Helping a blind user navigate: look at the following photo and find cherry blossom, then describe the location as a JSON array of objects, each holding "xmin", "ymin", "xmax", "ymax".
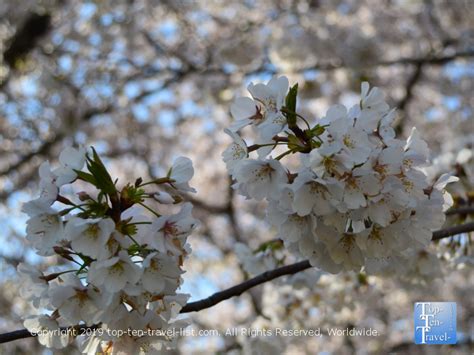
[
  {"xmin": 233, "ymin": 159, "xmax": 287, "ymax": 200},
  {"xmin": 18, "ymin": 146, "xmax": 197, "ymax": 352},
  {"xmin": 88, "ymin": 250, "xmax": 143, "ymax": 292},
  {"xmin": 65, "ymin": 217, "xmax": 115, "ymax": 259},
  {"xmin": 146, "ymin": 202, "xmax": 197, "ymax": 256},
  {"xmin": 169, "ymin": 156, "xmax": 196, "ymax": 193},
  {"xmin": 53, "ymin": 146, "xmax": 87, "ymax": 186},
  {"xmin": 225, "ymin": 77, "xmax": 458, "ymax": 274},
  {"xmin": 25, "ymin": 207, "xmax": 65, "ymax": 256},
  {"xmin": 222, "ymin": 128, "xmax": 248, "ymax": 173},
  {"xmin": 23, "ymin": 315, "xmax": 72, "ymax": 349},
  {"xmin": 229, "ymin": 76, "xmax": 289, "ymax": 141}
]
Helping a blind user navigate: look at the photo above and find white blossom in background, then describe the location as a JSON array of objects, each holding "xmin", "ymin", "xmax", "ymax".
[
  {"xmin": 18, "ymin": 146, "xmax": 198, "ymax": 353},
  {"xmin": 224, "ymin": 77, "xmax": 458, "ymax": 274},
  {"xmin": 235, "ymin": 242, "xmax": 280, "ymax": 276}
]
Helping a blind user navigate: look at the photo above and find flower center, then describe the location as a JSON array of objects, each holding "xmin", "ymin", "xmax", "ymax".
[
  {"xmin": 343, "ymin": 134, "xmax": 355, "ymax": 149},
  {"xmin": 161, "ymin": 221, "xmax": 179, "ymax": 237},
  {"xmin": 255, "ymin": 164, "xmax": 275, "ymax": 181},
  {"xmin": 110, "ymin": 262, "xmax": 125, "ymax": 275},
  {"xmin": 86, "ymin": 224, "xmax": 100, "ymax": 239},
  {"xmin": 340, "ymin": 233, "xmax": 357, "ymax": 253},
  {"xmin": 368, "ymin": 226, "xmax": 383, "ymax": 243}
]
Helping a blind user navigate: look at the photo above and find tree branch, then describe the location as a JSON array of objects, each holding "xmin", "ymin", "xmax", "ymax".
[
  {"xmin": 0, "ymin": 106, "xmax": 112, "ymax": 179},
  {"xmin": 1, "ymin": 221, "xmax": 473, "ymax": 344},
  {"xmin": 266, "ymin": 49, "xmax": 474, "ymax": 73},
  {"xmin": 393, "ymin": 62, "xmax": 424, "ymax": 133},
  {"xmin": 182, "ymin": 222, "xmax": 474, "ymax": 314},
  {"xmin": 445, "ymin": 206, "xmax": 474, "ymax": 216},
  {"xmin": 180, "ymin": 260, "xmax": 312, "ymax": 313},
  {"xmin": 431, "ymin": 221, "xmax": 474, "ymax": 241}
]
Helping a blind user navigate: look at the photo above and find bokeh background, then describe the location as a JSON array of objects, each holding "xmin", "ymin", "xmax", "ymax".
[{"xmin": 0, "ymin": 0, "xmax": 473, "ymax": 354}]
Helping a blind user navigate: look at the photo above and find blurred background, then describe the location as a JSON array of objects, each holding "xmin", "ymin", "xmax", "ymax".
[{"xmin": 0, "ymin": 0, "xmax": 473, "ymax": 353}]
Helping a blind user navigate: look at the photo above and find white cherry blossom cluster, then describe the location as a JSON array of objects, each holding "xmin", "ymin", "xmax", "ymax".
[
  {"xmin": 19, "ymin": 147, "xmax": 197, "ymax": 354},
  {"xmin": 224, "ymin": 76, "xmax": 458, "ymax": 274}
]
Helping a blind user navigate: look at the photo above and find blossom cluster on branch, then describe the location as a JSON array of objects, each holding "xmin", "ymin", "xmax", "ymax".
[
  {"xmin": 18, "ymin": 147, "xmax": 197, "ymax": 353},
  {"xmin": 224, "ymin": 76, "xmax": 459, "ymax": 274},
  {"xmin": 12, "ymin": 76, "xmax": 468, "ymax": 353}
]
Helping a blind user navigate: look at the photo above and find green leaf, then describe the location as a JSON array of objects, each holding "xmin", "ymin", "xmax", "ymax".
[
  {"xmin": 310, "ymin": 124, "xmax": 325, "ymax": 137},
  {"xmin": 74, "ymin": 170, "xmax": 97, "ymax": 186},
  {"xmin": 284, "ymin": 83, "xmax": 298, "ymax": 127},
  {"xmin": 310, "ymin": 140, "xmax": 322, "ymax": 149},
  {"xmin": 75, "ymin": 253, "xmax": 94, "ymax": 274},
  {"xmin": 128, "ymin": 244, "xmax": 141, "ymax": 254},
  {"xmin": 254, "ymin": 239, "xmax": 283, "ymax": 254},
  {"xmin": 287, "ymin": 134, "xmax": 305, "ymax": 151},
  {"xmin": 86, "ymin": 147, "xmax": 117, "ymax": 195}
]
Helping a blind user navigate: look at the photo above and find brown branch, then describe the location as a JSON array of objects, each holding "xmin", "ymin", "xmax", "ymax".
[
  {"xmin": 377, "ymin": 50, "xmax": 474, "ymax": 66},
  {"xmin": 0, "ymin": 324, "xmax": 98, "ymax": 344},
  {"xmin": 180, "ymin": 259, "xmax": 312, "ymax": 313},
  {"xmin": 1, "ymin": 221, "xmax": 473, "ymax": 344},
  {"xmin": 445, "ymin": 206, "xmax": 474, "ymax": 216},
  {"xmin": 182, "ymin": 222, "xmax": 474, "ymax": 314},
  {"xmin": 431, "ymin": 221, "xmax": 474, "ymax": 241},
  {"xmin": 184, "ymin": 195, "xmax": 229, "ymax": 214},
  {"xmin": 397, "ymin": 63, "xmax": 423, "ymax": 112},
  {"xmin": 248, "ymin": 50, "xmax": 474, "ymax": 74},
  {"xmin": 393, "ymin": 63, "xmax": 424, "ymax": 133},
  {"xmin": 3, "ymin": 12, "xmax": 51, "ymax": 69}
]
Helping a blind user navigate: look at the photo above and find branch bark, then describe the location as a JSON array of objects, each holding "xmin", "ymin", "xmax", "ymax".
[
  {"xmin": 431, "ymin": 221, "xmax": 474, "ymax": 241},
  {"xmin": 445, "ymin": 206, "xmax": 474, "ymax": 216},
  {"xmin": 0, "ymin": 221, "xmax": 473, "ymax": 344}
]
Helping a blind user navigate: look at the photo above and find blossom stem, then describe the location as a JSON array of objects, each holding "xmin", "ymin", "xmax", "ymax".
[
  {"xmin": 139, "ymin": 177, "xmax": 175, "ymax": 187},
  {"xmin": 137, "ymin": 202, "xmax": 161, "ymax": 217},
  {"xmin": 247, "ymin": 142, "xmax": 286, "ymax": 153},
  {"xmin": 125, "ymin": 233, "xmax": 141, "ymax": 246},
  {"xmin": 56, "ymin": 195, "xmax": 87, "ymax": 212},
  {"xmin": 275, "ymin": 150, "xmax": 294, "ymax": 161},
  {"xmin": 69, "ymin": 258, "xmax": 83, "ymax": 267},
  {"xmin": 40, "ymin": 269, "xmax": 78, "ymax": 282},
  {"xmin": 280, "ymin": 107, "xmax": 311, "ymax": 129}
]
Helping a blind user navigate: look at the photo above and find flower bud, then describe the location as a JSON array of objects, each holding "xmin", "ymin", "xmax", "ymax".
[
  {"xmin": 153, "ymin": 191, "xmax": 175, "ymax": 204},
  {"xmin": 77, "ymin": 191, "xmax": 90, "ymax": 201}
]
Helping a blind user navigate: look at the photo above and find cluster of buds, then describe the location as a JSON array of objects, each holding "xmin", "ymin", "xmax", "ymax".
[
  {"xmin": 19, "ymin": 147, "xmax": 197, "ymax": 353},
  {"xmin": 224, "ymin": 77, "xmax": 457, "ymax": 274}
]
